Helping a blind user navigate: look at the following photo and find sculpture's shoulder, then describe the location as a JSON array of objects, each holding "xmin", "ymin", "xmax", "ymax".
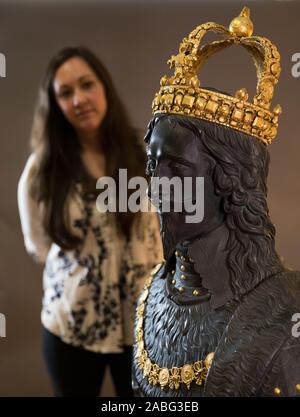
[
  {"xmin": 279, "ymin": 268, "xmax": 300, "ymax": 298},
  {"xmin": 258, "ymin": 331, "xmax": 300, "ymax": 396},
  {"xmin": 245, "ymin": 269, "xmax": 300, "ymax": 326},
  {"xmin": 272, "ymin": 269, "xmax": 300, "ymax": 324},
  {"xmin": 278, "ymin": 267, "xmax": 300, "ymax": 289},
  {"xmin": 256, "ymin": 270, "xmax": 300, "ymax": 396},
  {"xmin": 133, "ymin": 267, "xmax": 300, "ymax": 397},
  {"xmin": 205, "ymin": 269, "xmax": 300, "ymax": 397},
  {"xmin": 232, "ymin": 269, "xmax": 300, "ymax": 332}
]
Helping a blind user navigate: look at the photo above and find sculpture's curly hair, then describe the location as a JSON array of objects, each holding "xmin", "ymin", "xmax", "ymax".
[{"xmin": 145, "ymin": 113, "xmax": 284, "ymax": 299}]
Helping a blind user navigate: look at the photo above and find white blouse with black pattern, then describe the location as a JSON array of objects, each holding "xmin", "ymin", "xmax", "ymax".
[{"xmin": 17, "ymin": 154, "xmax": 163, "ymax": 353}]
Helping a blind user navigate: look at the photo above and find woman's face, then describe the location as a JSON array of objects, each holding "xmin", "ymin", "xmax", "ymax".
[{"xmin": 53, "ymin": 57, "xmax": 107, "ymax": 135}]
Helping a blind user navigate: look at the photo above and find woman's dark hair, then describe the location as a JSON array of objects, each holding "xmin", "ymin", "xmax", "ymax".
[
  {"xmin": 30, "ymin": 46, "xmax": 145, "ymax": 248},
  {"xmin": 146, "ymin": 113, "xmax": 283, "ymax": 299}
]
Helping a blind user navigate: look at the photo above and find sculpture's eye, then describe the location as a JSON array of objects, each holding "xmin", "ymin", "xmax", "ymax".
[
  {"xmin": 146, "ymin": 158, "xmax": 157, "ymax": 176},
  {"xmin": 168, "ymin": 161, "xmax": 190, "ymax": 177}
]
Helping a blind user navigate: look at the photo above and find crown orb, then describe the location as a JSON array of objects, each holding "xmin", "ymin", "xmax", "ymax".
[{"xmin": 229, "ymin": 15, "xmax": 253, "ymax": 38}]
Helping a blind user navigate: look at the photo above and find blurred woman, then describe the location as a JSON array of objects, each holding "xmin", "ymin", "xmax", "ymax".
[{"xmin": 17, "ymin": 46, "xmax": 162, "ymax": 397}]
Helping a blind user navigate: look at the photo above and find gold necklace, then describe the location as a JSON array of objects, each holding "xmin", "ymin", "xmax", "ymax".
[{"xmin": 135, "ymin": 262, "xmax": 215, "ymax": 391}]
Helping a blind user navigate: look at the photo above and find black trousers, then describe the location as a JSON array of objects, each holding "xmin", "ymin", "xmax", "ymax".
[{"xmin": 42, "ymin": 327, "xmax": 134, "ymax": 397}]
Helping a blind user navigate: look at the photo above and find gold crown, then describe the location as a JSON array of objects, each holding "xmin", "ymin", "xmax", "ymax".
[{"xmin": 152, "ymin": 7, "xmax": 282, "ymax": 145}]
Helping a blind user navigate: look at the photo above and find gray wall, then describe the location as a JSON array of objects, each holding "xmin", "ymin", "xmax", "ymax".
[{"xmin": 0, "ymin": 0, "xmax": 300, "ymax": 396}]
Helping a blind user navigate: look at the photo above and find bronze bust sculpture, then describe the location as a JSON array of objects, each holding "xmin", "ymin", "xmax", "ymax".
[{"xmin": 132, "ymin": 8, "xmax": 300, "ymax": 397}]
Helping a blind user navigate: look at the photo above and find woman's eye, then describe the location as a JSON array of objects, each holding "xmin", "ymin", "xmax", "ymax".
[
  {"xmin": 82, "ymin": 81, "xmax": 94, "ymax": 90},
  {"xmin": 59, "ymin": 90, "xmax": 72, "ymax": 98}
]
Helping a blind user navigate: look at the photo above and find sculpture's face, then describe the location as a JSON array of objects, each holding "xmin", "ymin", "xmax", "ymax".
[{"xmin": 146, "ymin": 117, "xmax": 224, "ymax": 259}]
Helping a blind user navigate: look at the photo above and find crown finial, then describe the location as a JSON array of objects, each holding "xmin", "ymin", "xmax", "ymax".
[
  {"xmin": 229, "ymin": 7, "xmax": 253, "ymax": 37},
  {"xmin": 241, "ymin": 6, "xmax": 250, "ymax": 18}
]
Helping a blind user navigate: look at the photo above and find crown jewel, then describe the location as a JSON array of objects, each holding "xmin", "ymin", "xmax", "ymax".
[{"xmin": 152, "ymin": 7, "xmax": 282, "ymax": 144}]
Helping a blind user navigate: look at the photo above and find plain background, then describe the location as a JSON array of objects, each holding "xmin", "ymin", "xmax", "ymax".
[{"xmin": 0, "ymin": 0, "xmax": 300, "ymax": 396}]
